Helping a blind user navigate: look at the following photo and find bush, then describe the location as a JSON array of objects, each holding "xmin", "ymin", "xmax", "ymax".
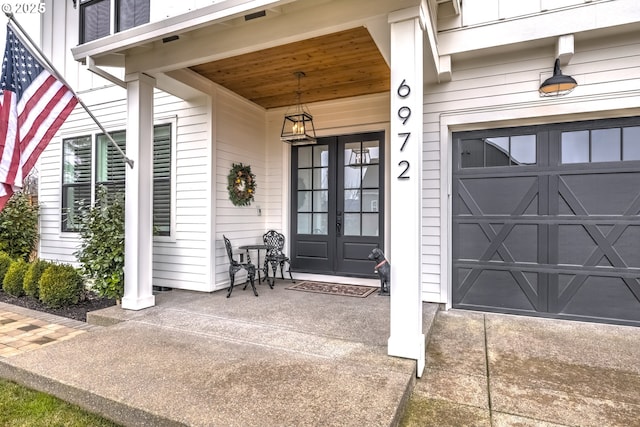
[
  {"xmin": 38, "ymin": 264, "xmax": 84, "ymax": 308},
  {"xmin": 75, "ymin": 186, "xmax": 125, "ymax": 301},
  {"xmin": 23, "ymin": 259, "xmax": 52, "ymax": 298},
  {"xmin": 0, "ymin": 252, "xmax": 13, "ymax": 284},
  {"xmin": 0, "ymin": 192, "xmax": 39, "ymax": 261},
  {"xmin": 2, "ymin": 259, "xmax": 29, "ymax": 297}
]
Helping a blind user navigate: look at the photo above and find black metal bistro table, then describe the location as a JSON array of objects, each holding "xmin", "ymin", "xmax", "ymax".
[{"xmin": 238, "ymin": 244, "xmax": 270, "ymax": 285}]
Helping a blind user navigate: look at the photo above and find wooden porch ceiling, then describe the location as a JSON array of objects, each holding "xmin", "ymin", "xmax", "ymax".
[{"xmin": 188, "ymin": 27, "xmax": 390, "ymax": 109}]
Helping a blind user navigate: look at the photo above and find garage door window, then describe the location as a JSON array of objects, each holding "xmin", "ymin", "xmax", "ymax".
[
  {"xmin": 461, "ymin": 134, "xmax": 536, "ymax": 168},
  {"xmin": 623, "ymin": 126, "xmax": 640, "ymax": 160},
  {"xmin": 562, "ymin": 125, "xmax": 640, "ymax": 163}
]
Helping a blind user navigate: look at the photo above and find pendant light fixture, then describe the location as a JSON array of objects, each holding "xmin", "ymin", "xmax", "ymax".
[{"xmin": 280, "ymin": 71, "xmax": 317, "ymax": 145}]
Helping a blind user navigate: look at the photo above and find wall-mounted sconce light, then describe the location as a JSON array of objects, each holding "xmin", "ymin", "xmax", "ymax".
[
  {"xmin": 280, "ymin": 71, "xmax": 317, "ymax": 146},
  {"xmin": 539, "ymin": 58, "xmax": 577, "ymax": 96}
]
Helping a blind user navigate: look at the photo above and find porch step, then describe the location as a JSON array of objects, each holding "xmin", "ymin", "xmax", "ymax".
[
  {"xmin": 151, "ymin": 307, "xmax": 370, "ymax": 359},
  {"xmin": 90, "ymin": 305, "xmax": 382, "ymax": 361}
]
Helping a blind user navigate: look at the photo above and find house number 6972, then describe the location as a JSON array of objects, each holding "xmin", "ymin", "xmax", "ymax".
[{"xmin": 397, "ymin": 79, "xmax": 411, "ymax": 180}]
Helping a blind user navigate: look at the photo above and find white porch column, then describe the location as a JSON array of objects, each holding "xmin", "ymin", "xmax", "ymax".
[
  {"xmin": 387, "ymin": 6, "xmax": 426, "ymax": 377},
  {"xmin": 122, "ymin": 72, "xmax": 156, "ymax": 310}
]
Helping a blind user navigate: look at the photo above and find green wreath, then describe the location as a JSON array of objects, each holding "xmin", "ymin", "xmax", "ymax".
[{"xmin": 227, "ymin": 163, "xmax": 256, "ymax": 206}]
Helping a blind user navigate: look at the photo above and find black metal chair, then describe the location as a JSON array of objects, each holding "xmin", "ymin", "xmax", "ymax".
[
  {"xmin": 262, "ymin": 230, "xmax": 294, "ymax": 286},
  {"xmin": 223, "ymin": 235, "xmax": 258, "ymax": 297}
]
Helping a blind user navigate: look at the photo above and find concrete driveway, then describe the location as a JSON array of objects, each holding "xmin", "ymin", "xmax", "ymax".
[{"xmin": 402, "ymin": 310, "xmax": 640, "ymax": 426}]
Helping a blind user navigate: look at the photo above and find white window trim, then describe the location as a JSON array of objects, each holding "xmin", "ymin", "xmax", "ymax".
[{"xmin": 153, "ymin": 115, "xmax": 177, "ymax": 243}]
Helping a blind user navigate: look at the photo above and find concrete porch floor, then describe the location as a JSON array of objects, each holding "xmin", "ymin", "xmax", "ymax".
[{"xmin": 0, "ymin": 281, "xmax": 435, "ymax": 427}]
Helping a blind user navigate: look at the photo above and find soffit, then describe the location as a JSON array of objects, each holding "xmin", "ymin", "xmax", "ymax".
[{"xmin": 188, "ymin": 27, "xmax": 390, "ymax": 109}]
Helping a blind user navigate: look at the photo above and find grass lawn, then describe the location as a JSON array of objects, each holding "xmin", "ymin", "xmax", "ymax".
[{"xmin": 0, "ymin": 378, "xmax": 121, "ymax": 427}]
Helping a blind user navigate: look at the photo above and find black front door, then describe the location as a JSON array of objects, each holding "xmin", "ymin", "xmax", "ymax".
[{"xmin": 290, "ymin": 131, "xmax": 384, "ymax": 277}]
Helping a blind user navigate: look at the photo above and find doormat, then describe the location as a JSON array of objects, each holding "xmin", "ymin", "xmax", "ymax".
[{"xmin": 286, "ymin": 281, "xmax": 377, "ymax": 298}]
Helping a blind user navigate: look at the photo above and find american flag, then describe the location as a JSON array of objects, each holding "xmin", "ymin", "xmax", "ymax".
[{"xmin": 0, "ymin": 23, "xmax": 77, "ymax": 210}]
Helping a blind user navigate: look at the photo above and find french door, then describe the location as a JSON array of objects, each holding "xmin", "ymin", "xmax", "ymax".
[{"xmin": 290, "ymin": 132, "xmax": 385, "ymax": 277}]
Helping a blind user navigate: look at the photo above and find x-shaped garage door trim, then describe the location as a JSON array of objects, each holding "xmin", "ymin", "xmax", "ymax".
[
  {"xmin": 555, "ymin": 177, "xmax": 640, "ymax": 310},
  {"xmin": 457, "ymin": 179, "xmax": 540, "ymax": 310}
]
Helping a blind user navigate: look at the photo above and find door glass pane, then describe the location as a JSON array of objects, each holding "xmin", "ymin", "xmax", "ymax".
[
  {"xmin": 461, "ymin": 139, "xmax": 483, "ymax": 168},
  {"xmin": 362, "ymin": 213, "xmax": 379, "ymax": 237},
  {"xmin": 562, "ymin": 131, "xmax": 589, "ymax": 163},
  {"xmin": 510, "ymin": 135, "xmax": 536, "ymax": 165},
  {"xmin": 344, "ymin": 167, "xmax": 362, "ymax": 189},
  {"xmin": 485, "ymin": 137, "xmax": 510, "ymax": 167},
  {"xmin": 298, "ymin": 146, "xmax": 312, "ymax": 168},
  {"xmin": 344, "ymin": 213, "xmax": 360, "ymax": 236},
  {"xmin": 362, "ymin": 165, "xmax": 379, "ymax": 187},
  {"xmin": 297, "ymin": 213, "xmax": 311, "ymax": 234},
  {"xmin": 592, "ymin": 128, "xmax": 620, "ymax": 162},
  {"xmin": 297, "ymin": 191, "xmax": 311, "ymax": 211},
  {"xmin": 363, "ymin": 140, "xmax": 380, "ymax": 164},
  {"xmin": 313, "ymin": 168, "xmax": 328, "ymax": 189},
  {"xmin": 362, "ymin": 190, "xmax": 379, "ymax": 212},
  {"xmin": 313, "ymin": 145, "xmax": 329, "ymax": 167},
  {"xmin": 345, "ymin": 142, "xmax": 364, "ymax": 166},
  {"xmin": 313, "ymin": 213, "xmax": 328, "ymax": 235},
  {"xmin": 344, "ymin": 190, "xmax": 360, "ymax": 212},
  {"xmin": 623, "ymin": 127, "xmax": 640, "ymax": 160},
  {"xmin": 313, "ymin": 191, "xmax": 328, "ymax": 212},
  {"xmin": 298, "ymin": 169, "xmax": 311, "ymax": 190}
]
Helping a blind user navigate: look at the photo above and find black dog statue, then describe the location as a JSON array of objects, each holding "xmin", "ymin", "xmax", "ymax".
[{"xmin": 368, "ymin": 248, "xmax": 390, "ymax": 296}]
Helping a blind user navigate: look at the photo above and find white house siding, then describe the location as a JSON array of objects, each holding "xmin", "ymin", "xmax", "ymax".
[
  {"xmin": 213, "ymin": 89, "xmax": 268, "ymax": 288},
  {"xmin": 423, "ymin": 30, "xmax": 640, "ymax": 306},
  {"xmin": 152, "ymin": 92, "xmax": 211, "ymax": 291},
  {"xmin": 460, "ymin": 0, "xmax": 589, "ymax": 27}
]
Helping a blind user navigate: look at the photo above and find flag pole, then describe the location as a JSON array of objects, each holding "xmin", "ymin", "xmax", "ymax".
[{"xmin": 4, "ymin": 12, "xmax": 134, "ymax": 169}]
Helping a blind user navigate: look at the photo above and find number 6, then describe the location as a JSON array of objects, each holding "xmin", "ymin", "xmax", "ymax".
[{"xmin": 397, "ymin": 80, "xmax": 410, "ymax": 98}]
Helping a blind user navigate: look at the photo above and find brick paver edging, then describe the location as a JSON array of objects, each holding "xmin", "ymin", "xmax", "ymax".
[{"xmin": 0, "ymin": 302, "xmax": 103, "ymax": 358}]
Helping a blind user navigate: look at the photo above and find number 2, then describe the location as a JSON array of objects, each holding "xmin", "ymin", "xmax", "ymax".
[{"xmin": 397, "ymin": 161, "xmax": 410, "ymax": 180}]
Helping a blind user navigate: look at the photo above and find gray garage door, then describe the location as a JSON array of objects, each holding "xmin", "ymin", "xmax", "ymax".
[{"xmin": 452, "ymin": 118, "xmax": 640, "ymax": 326}]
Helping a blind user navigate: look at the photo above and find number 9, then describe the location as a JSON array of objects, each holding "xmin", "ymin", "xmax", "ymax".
[{"xmin": 398, "ymin": 106, "xmax": 411, "ymax": 125}]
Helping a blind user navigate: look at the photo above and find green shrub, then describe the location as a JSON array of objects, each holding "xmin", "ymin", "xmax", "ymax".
[
  {"xmin": 0, "ymin": 192, "xmax": 39, "ymax": 261},
  {"xmin": 38, "ymin": 264, "xmax": 84, "ymax": 308},
  {"xmin": 2, "ymin": 259, "xmax": 29, "ymax": 297},
  {"xmin": 0, "ymin": 252, "xmax": 13, "ymax": 284},
  {"xmin": 23, "ymin": 259, "xmax": 52, "ymax": 298},
  {"xmin": 75, "ymin": 186, "xmax": 125, "ymax": 301}
]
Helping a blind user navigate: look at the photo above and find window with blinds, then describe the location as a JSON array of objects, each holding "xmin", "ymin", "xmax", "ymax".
[
  {"xmin": 117, "ymin": 0, "xmax": 150, "ymax": 32},
  {"xmin": 61, "ymin": 124, "xmax": 172, "ymax": 236},
  {"xmin": 80, "ymin": 0, "xmax": 150, "ymax": 44},
  {"xmin": 79, "ymin": 0, "xmax": 111, "ymax": 44},
  {"xmin": 62, "ymin": 136, "xmax": 92, "ymax": 232},
  {"xmin": 153, "ymin": 124, "xmax": 172, "ymax": 236},
  {"xmin": 96, "ymin": 130, "xmax": 126, "ymax": 195}
]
